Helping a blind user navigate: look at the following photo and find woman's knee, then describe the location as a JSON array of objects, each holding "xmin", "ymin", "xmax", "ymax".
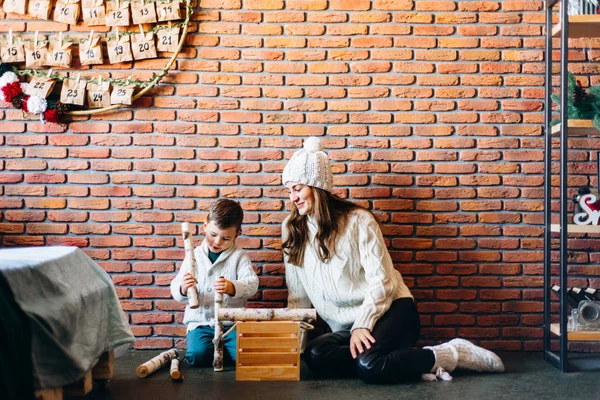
[
  {"xmin": 305, "ymin": 332, "xmax": 350, "ymax": 364},
  {"xmin": 355, "ymin": 350, "xmax": 393, "ymax": 385},
  {"xmin": 185, "ymin": 345, "xmax": 214, "ymax": 367}
]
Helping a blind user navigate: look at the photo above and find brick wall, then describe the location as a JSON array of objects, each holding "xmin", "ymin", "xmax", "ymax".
[{"xmin": 0, "ymin": 0, "xmax": 554, "ymax": 351}]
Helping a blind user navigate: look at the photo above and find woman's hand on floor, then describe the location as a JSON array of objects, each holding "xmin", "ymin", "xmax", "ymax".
[{"xmin": 350, "ymin": 328, "xmax": 376, "ymax": 359}]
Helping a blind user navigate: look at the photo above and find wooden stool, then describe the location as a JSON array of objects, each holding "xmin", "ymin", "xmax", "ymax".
[{"xmin": 236, "ymin": 321, "xmax": 301, "ymax": 381}]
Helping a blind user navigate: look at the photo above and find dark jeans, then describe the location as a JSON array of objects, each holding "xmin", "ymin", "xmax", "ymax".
[{"xmin": 304, "ymin": 297, "xmax": 435, "ymax": 384}]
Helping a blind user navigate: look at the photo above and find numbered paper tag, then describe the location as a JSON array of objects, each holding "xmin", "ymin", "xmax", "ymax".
[
  {"xmin": 131, "ymin": 32, "xmax": 157, "ymax": 60},
  {"xmin": 26, "ymin": 76, "xmax": 56, "ymax": 98},
  {"xmin": 110, "ymin": 84, "xmax": 135, "ymax": 105},
  {"xmin": 107, "ymin": 34, "xmax": 133, "ymax": 64},
  {"xmin": 79, "ymin": 36, "xmax": 103, "ymax": 65},
  {"xmin": 82, "ymin": 0, "xmax": 106, "ymax": 26},
  {"xmin": 3, "ymin": 0, "xmax": 27, "ymax": 15},
  {"xmin": 131, "ymin": 0, "xmax": 157, "ymax": 24},
  {"xmin": 106, "ymin": 0, "xmax": 130, "ymax": 26},
  {"xmin": 24, "ymin": 36, "xmax": 48, "ymax": 68},
  {"xmin": 156, "ymin": 0, "xmax": 181, "ymax": 21},
  {"xmin": 87, "ymin": 80, "xmax": 111, "ymax": 108},
  {"xmin": 60, "ymin": 77, "xmax": 87, "ymax": 106},
  {"xmin": 28, "ymin": 0, "xmax": 52, "ymax": 20},
  {"xmin": 46, "ymin": 36, "xmax": 72, "ymax": 67},
  {"xmin": 157, "ymin": 26, "xmax": 179, "ymax": 52},
  {"xmin": 53, "ymin": 0, "xmax": 81, "ymax": 25},
  {"xmin": 1, "ymin": 36, "xmax": 25, "ymax": 63}
]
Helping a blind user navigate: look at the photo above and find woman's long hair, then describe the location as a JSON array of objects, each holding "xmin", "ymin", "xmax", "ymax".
[{"xmin": 282, "ymin": 188, "xmax": 363, "ymax": 266}]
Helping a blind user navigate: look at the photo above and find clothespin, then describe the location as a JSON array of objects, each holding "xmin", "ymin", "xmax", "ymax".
[
  {"xmin": 59, "ymin": 32, "xmax": 62, "ymax": 48},
  {"xmin": 98, "ymin": 75, "xmax": 103, "ymax": 87},
  {"xmin": 88, "ymin": 30, "xmax": 94, "ymax": 51},
  {"xmin": 9, "ymin": 28, "xmax": 13, "ymax": 46},
  {"xmin": 34, "ymin": 30, "xmax": 39, "ymax": 48},
  {"xmin": 47, "ymin": 68, "xmax": 53, "ymax": 79},
  {"xmin": 168, "ymin": 20, "xmax": 172, "ymax": 30},
  {"xmin": 76, "ymin": 73, "xmax": 81, "ymax": 86},
  {"xmin": 138, "ymin": 24, "xmax": 145, "ymax": 37},
  {"xmin": 116, "ymin": 26, "xmax": 119, "ymax": 42}
]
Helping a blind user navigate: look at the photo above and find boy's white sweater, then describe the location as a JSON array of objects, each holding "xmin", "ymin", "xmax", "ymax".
[
  {"xmin": 284, "ymin": 208, "xmax": 413, "ymax": 333},
  {"xmin": 170, "ymin": 239, "xmax": 258, "ymax": 332}
]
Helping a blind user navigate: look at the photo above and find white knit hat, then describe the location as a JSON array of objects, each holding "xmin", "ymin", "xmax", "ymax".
[{"xmin": 282, "ymin": 137, "xmax": 333, "ymax": 192}]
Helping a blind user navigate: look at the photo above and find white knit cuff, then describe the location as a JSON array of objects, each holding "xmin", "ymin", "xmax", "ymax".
[
  {"xmin": 351, "ymin": 312, "xmax": 377, "ymax": 333},
  {"xmin": 230, "ymin": 280, "xmax": 245, "ymax": 300}
]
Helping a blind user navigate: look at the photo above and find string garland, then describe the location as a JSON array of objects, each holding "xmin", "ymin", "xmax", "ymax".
[
  {"xmin": 2, "ymin": 0, "xmax": 193, "ymax": 119},
  {"xmin": 1, "ymin": 20, "xmax": 189, "ymax": 46}
]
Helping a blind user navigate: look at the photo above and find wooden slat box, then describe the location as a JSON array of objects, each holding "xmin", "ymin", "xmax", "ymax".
[{"xmin": 236, "ymin": 321, "xmax": 301, "ymax": 381}]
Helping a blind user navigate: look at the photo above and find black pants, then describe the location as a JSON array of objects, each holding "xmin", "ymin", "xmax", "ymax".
[{"xmin": 304, "ymin": 298, "xmax": 435, "ymax": 384}]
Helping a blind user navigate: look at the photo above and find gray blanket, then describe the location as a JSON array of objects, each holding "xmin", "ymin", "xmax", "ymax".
[{"xmin": 0, "ymin": 246, "xmax": 134, "ymax": 389}]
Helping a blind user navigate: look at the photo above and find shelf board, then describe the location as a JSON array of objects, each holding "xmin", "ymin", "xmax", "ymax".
[
  {"xmin": 551, "ymin": 224, "xmax": 600, "ymax": 233},
  {"xmin": 550, "ymin": 323, "xmax": 600, "ymax": 341},
  {"xmin": 551, "ymin": 119, "xmax": 600, "ymax": 137},
  {"xmin": 553, "ymin": 15, "xmax": 600, "ymax": 38}
]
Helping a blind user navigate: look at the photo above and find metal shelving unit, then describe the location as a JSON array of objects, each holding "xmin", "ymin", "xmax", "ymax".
[{"xmin": 544, "ymin": 0, "xmax": 600, "ymax": 372}]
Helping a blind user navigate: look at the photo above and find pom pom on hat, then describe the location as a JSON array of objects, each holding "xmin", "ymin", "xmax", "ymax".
[
  {"xmin": 282, "ymin": 136, "xmax": 333, "ymax": 192},
  {"xmin": 303, "ymin": 136, "xmax": 323, "ymax": 152}
]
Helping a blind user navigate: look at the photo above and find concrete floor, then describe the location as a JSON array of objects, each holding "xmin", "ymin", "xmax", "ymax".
[{"xmin": 72, "ymin": 351, "xmax": 600, "ymax": 400}]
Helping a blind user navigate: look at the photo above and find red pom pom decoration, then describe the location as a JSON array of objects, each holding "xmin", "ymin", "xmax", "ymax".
[
  {"xmin": 21, "ymin": 95, "xmax": 31, "ymax": 112},
  {"xmin": 43, "ymin": 108, "xmax": 60, "ymax": 124},
  {"xmin": 1, "ymin": 81, "xmax": 22, "ymax": 103}
]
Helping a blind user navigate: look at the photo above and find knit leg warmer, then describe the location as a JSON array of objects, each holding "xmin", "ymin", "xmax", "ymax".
[
  {"xmin": 448, "ymin": 339, "xmax": 505, "ymax": 373},
  {"xmin": 424, "ymin": 343, "xmax": 458, "ymax": 373}
]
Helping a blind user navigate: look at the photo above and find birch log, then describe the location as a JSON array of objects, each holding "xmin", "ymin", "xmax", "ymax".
[
  {"xmin": 181, "ymin": 222, "xmax": 199, "ymax": 309},
  {"xmin": 212, "ymin": 291, "xmax": 224, "ymax": 372},
  {"xmin": 170, "ymin": 358, "xmax": 182, "ymax": 381},
  {"xmin": 136, "ymin": 349, "xmax": 178, "ymax": 378},
  {"xmin": 218, "ymin": 308, "xmax": 317, "ymax": 323}
]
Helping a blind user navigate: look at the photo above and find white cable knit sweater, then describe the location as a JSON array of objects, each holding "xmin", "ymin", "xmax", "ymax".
[
  {"xmin": 170, "ymin": 239, "xmax": 258, "ymax": 332},
  {"xmin": 284, "ymin": 208, "xmax": 412, "ymax": 333}
]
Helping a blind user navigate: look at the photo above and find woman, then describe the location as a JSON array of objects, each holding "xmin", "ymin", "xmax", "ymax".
[{"xmin": 281, "ymin": 137, "xmax": 504, "ymax": 384}]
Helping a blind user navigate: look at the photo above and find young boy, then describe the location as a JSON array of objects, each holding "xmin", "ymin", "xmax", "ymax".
[{"xmin": 170, "ymin": 199, "xmax": 259, "ymax": 367}]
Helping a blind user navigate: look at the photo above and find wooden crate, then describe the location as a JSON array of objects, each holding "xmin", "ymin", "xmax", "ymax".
[{"xmin": 236, "ymin": 321, "xmax": 301, "ymax": 381}]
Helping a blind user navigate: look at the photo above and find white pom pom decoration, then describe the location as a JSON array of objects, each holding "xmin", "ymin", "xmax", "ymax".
[
  {"xmin": 0, "ymin": 71, "xmax": 19, "ymax": 88},
  {"xmin": 26, "ymin": 96, "xmax": 48, "ymax": 115},
  {"xmin": 20, "ymin": 82, "xmax": 28, "ymax": 93},
  {"xmin": 303, "ymin": 136, "xmax": 323, "ymax": 153}
]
